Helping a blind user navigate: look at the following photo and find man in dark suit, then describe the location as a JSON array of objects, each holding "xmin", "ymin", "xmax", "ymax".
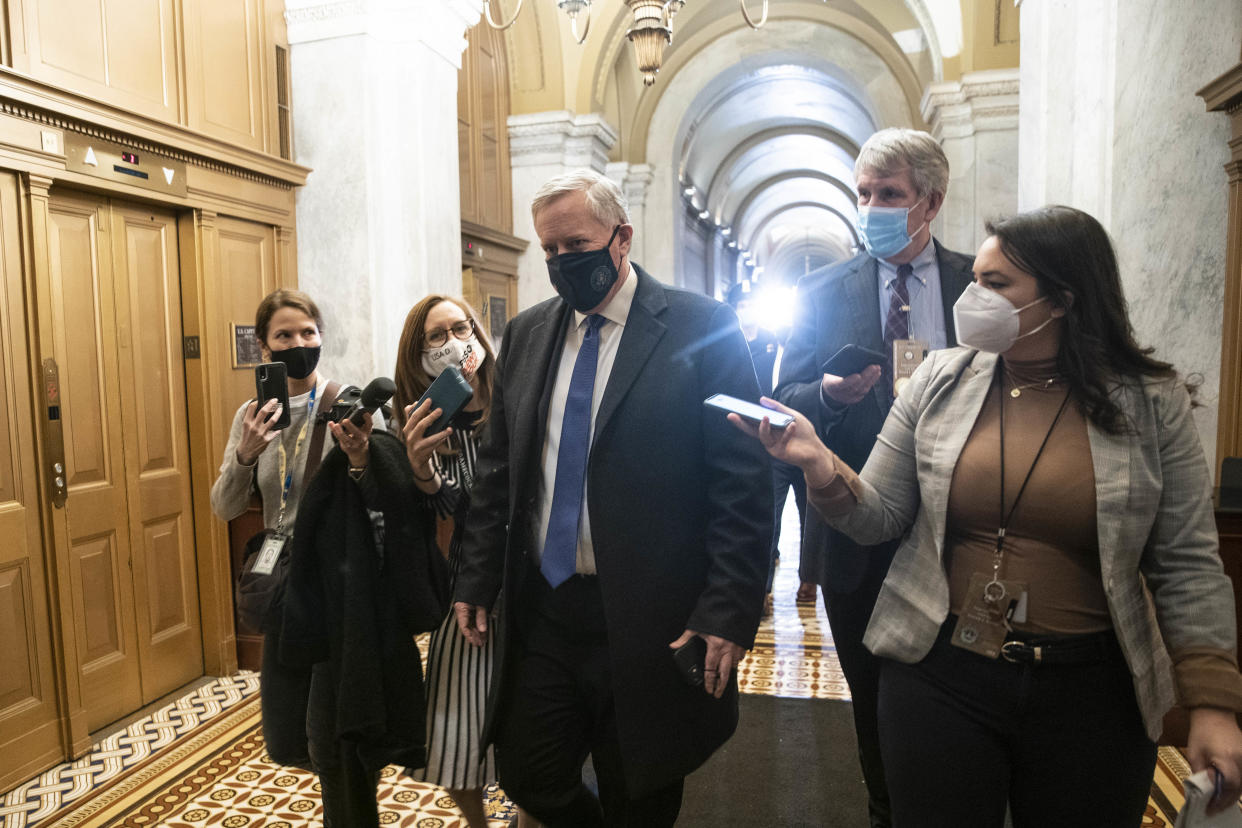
[
  {"xmin": 774, "ymin": 128, "xmax": 974, "ymax": 828},
  {"xmin": 454, "ymin": 169, "xmax": 773, "ymax": 827}
]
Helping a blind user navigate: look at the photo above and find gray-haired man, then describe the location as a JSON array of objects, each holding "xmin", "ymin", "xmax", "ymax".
[
  {"xmin": 454, "ymin": 169, "xmax": 773, "ymax": 826},
  {"xmin": 775, "ymin": 128, "xmax": 975, "ymax": 828}
]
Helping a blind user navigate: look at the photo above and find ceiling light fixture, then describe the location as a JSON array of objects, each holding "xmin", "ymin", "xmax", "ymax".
[{"xmin": 481, "ymin": 1, "xmax": 767, "ymax": 85}]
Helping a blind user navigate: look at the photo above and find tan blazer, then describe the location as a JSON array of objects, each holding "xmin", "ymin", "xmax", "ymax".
[{"xmin": 827, "ymin": 347, "xmax": 1235, "ymax": 740}]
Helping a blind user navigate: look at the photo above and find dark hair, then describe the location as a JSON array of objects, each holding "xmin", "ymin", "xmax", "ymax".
[
  {"xmin": 393, "ymin": 295, "xmax": 496, "ymax": 435},
  {"xmin": 985, "ymin": 205, "xmax": 1174, "ymax": 434},
  {"xmin": 255, "ymin": 289, "xmax": 324, "ymax": 343}
]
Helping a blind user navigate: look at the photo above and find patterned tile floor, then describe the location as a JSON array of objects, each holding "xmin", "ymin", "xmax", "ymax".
[{"xmin": 0, "ymin": 500, "xmax": 1229, "ymax": 826}]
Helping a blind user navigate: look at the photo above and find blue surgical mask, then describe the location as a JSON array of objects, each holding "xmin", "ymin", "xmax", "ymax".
[{"xmin": 856, "ymin": 198, "xmax": 926, "ymax": 260}]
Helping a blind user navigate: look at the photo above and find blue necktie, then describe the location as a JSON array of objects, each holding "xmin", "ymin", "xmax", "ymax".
[{"xmin": 541, "ymin": 314, "xmax": 606, "ymax": 588}]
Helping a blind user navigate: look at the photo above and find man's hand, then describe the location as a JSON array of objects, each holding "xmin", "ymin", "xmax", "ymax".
[
  {"xmin": 821, "ymin": 363, "xmax": 882, "ymax": 405},
  {"xmin": 669, "ymin": 629, "xmax": 745, "ymax": 699},
  {"xmin": 454, "ymin": 601, "xmax": 489, "ymax": 647}
]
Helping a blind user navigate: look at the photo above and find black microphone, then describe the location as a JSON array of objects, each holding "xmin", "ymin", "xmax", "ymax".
[{"xmin": 347, "ymin": 377, "xmax": 396, "ymax": 426}]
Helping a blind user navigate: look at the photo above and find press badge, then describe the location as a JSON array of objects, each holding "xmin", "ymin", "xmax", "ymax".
[
  {"xmin": 251, "ymin": 533, "xmax": 289, "ymax": 575},
  {"xmin": 950, "ymin": 572, "xmax": 1028, "ymax": 659},
  {"xmin": 892, "ymin": 338, "xmax": 928, "ymax": 397}
]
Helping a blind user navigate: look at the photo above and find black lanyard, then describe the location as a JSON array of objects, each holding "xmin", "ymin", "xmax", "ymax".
[{"xmin": 987, "ymin": 362, "xmax": 1072, "ymax": 599}]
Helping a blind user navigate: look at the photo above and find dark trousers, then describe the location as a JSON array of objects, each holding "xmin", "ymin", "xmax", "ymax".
[
  {"xmin": 877, "ymin": 621, "xmax": 1157, "ymax": 828},
  {"xmin": 306, "ymin": 661, "xmax": 383, "ymax": 828},
  {"xmin": 768, "ymin": 460, "xmax": 807, "ymax": 591},
  {"xmin": 494, "ymin": 571, "xmax": 684, "ymax": 828},
  {"xmin": 822, "ymin": 553, "xmax": 891, "ymax": 828}
]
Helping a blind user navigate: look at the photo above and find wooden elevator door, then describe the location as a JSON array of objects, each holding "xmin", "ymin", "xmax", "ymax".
[{"xmin": 44, "ymin": 193, "xmax": 202, "ymax": 732}]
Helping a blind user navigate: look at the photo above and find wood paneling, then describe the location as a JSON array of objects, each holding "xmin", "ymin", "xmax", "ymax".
[
  {"xmin": 15, "ymin": 0, "xmax": 180, "ymax": 123},
  {"xmin": 184, "ymin": 0, "xmax": 266, "ymax": 151},
  {"xmin": 459, "ymin": 20, "xmax": 513, "ymax": 235}
]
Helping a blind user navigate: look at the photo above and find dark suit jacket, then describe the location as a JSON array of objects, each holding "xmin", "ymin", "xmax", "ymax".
[
  {"xmin": 455, "ymin": 265, "xmax": 774, "ymax": 796},
  {"xmin": 774, "ymin": 240, "xmax": 974, "ymax": 593}
]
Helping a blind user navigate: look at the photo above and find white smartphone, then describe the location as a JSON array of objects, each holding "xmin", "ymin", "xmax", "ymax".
[{"xmin": 703, "ymin": 393, "xmax": 794, "ymax": 429}]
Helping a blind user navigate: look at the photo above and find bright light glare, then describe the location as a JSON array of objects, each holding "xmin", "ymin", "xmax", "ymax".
[
  {"xmin": 752, "ymin": 284, "xmax": 797, "ymax": 331},
  {"xmin": 925, "ymin": 0, "xmax": 962, "ymax": 59}
]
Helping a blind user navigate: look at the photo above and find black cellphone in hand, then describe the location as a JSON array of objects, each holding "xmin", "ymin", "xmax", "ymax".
[
  {"xmin": 254, "ymin": 362, "xmax": 291, "ymax": 430},
  {"xmin": 414, "ymin": 364, "xmax": 474, "ymax": 435},
  {"xmin": 821, "ymin": 344, "xmax": 886, "ymax": 378},
  {"xmin": 672, "ymin": 635, "xmax": 707, "ymax": 687}
]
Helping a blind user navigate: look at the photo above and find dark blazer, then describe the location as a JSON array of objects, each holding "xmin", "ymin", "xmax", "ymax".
[
  {"xmin": 774, "ymin": 240, "xmax": 974, "ymax": 593},
  {"xmin": 455, "ymin": 265, "xmax": 774, "ymax": 796}
]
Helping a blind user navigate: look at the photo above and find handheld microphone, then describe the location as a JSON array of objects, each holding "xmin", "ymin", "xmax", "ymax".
[{"xmin": 347, "ymin": 377, "xmax": 396, "ymax": 426}]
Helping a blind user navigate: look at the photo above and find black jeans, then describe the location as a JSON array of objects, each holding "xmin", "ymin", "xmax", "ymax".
[
  {"xmin": 877, "ymin": 620, "xmax": 1157, "ymax": 828},
  {"xmin": 306, "ymin": 661, "xmax": 383, "ymax": 828},
  {"xmin": 494, "ymin": 570, "xmax": 684, "ymax": 828}
]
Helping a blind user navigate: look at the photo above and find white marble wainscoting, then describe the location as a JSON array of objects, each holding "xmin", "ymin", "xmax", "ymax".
[
  {"xmin": 286, "ymin": 0, "xmax": 480, "ymax": 386},
  {"xmin": 1018, "ymin": 0, "xmax": 1242, "ymax": 470},
  {"xmin": 508, "ymin": 111, "xmax": 618, "ymax": 312}
]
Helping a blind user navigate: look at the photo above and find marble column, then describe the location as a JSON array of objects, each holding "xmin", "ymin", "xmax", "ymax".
[
  {"xmin": 508, "ymin": 111, "xmax": 618, "ymax": 310},
  {"xmin": 606, "ymin": 161, "xmax": 654, "ymax": 269},
  {"xmin": 286, "ymin": 0, "xmax": 481, "ymax": 384},
  {"xmin": 1018, "ymin": 0, "xmax": 1242, "ymax": 471},
  {"xmin": 921, "ymin": 68, "xmax": 1020, "ymax": 256}
]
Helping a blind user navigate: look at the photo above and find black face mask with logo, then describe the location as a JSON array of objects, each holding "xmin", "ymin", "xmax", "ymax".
[
  {"xmin": 546, "ymin": 225, "xmax": 622, "ymax": 313},
  {"xmin": 269, "ymin": 345, "xmax": 321, "ymax": 380}
]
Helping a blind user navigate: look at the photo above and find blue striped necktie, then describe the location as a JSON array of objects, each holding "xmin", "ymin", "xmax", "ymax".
[{"xmin": 541, "ymin": 314, "xmax": 606, "ymax": 588}]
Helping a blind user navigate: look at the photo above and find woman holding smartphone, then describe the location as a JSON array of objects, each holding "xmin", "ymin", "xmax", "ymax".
[
  {"xmin": 733, "ymin": 207, "xmax": 1242, "ymax": 825},
  {"xmin": 210, "ymin": 288, "xmax": 383, "ymax": 826},
  {"xmin": 394, "ymin": 294, "xmax": 536, "ymax": 827}
]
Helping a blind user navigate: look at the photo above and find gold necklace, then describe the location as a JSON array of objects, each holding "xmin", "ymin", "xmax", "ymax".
[{"xmin": 1004, "ymin": 367, "xmax": 1058, "ymax": 398}]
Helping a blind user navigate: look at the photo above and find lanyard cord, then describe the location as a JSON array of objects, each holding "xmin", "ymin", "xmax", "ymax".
[
  {"xmin": 989, "ymin": 362, "xmax": 1071, "ymax": 599},
  {"xmin": 275, "ymin": 384, "xmax": 317, "ymax": 533}
]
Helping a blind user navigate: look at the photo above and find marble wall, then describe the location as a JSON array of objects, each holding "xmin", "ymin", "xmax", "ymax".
[
  {"xmin": 286, "ymin": 0, "xmax": 480, "ymax": 388},
  {"xmin": 1019, "ymin": 0, "xmax": 1242, "ymax": 473}
]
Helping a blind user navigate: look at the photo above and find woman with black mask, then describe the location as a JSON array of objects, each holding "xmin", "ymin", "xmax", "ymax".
[{"xmin": 211, "ymin": 288, "xmax": 390, "ymax": 826}]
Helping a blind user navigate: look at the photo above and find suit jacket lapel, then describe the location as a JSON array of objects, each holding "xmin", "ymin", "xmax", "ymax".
[
  {"xmin": 924, "ymin": 351, "xmax": 997, "ymax": 555},
  {"xmin": 594, "ymin": 266, "xmax": 667, "ymax": 440},
  {"xmin": 512, "ymin": 303, "xmax": 572, "ymax": 481},
  {"xmin": 843, "ymin": 257, "xmax": 886, "ymax": 413},
  {"xmin": 1087, "ymin": 384, "xmax": 1133, "ymax": 581},
  {"xmin": 934, "ymin": 239, "xmax": 973, "ymax": 347}
]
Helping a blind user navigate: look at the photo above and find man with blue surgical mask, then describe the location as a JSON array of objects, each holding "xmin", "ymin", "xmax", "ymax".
[{"xmin": 773, "ymin": 127, "xmax": 974, "ymax": 828}]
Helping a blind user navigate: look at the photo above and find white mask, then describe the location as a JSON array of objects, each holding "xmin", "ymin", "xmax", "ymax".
[
  {"xmin": 952, "ymin": 282, "xmax": 1054, "ymax": 353},
  {"xmin": 422, "ymin": 336, "xmax": 486, "ymax": 378}
]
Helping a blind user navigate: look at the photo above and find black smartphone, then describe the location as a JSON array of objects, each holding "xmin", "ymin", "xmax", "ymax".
[
  {"xmin": 821, "ymin": 344, "xmax": 886, "ymax": 378},
  {"xmin": 414, "ymin": 364, "xmax": 474, "ymax": 435},
  {"xmin": 672, "ymin": 635, "xmax": 707, "ymax": 688},
  {"xmin": 703, "ymin": 393, "xmax": 794, "ymax": 429},
  {"xmin": 254, "ymin": 362, "xmax": 291, "ymax": 430}
]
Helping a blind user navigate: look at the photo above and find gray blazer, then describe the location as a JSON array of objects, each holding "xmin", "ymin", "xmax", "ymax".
[{"xmin": 824, "ymin": 346, "xmax": 1235, "ymax": 740}]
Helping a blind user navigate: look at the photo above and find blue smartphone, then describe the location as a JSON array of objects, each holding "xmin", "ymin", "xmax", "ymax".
[{"xmin": 414, "ymin": 364, "xmax": 474, "ymax": 434}]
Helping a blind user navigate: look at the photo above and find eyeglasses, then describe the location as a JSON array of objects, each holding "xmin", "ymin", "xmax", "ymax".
[{"xmin": 425, "ymin": 318, "xmax": 475, "ymax": 348}]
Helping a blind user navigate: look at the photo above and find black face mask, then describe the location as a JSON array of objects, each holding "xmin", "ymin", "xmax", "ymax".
[
  {"xmin": 269, "ymin": 345, "xmax": 321, "ymax": 380},
  {"xmin": 546, "ymin": 225, "xmax": 622, "ymax": 313}
]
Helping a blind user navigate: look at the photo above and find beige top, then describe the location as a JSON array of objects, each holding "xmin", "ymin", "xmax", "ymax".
[{"xmin": 806, "ymin": 356, "xmax": 1242, "ymax": 713}]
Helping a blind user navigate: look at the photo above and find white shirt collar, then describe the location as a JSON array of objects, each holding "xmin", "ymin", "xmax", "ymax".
[{"xmin": 573, "ymin": 261, "xmax": 637, "ymax": 330}]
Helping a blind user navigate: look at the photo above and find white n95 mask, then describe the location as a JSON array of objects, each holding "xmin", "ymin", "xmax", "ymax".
[{"xmin": 952, "ymin": 282, "xmax": 1052, "ymax": 353}]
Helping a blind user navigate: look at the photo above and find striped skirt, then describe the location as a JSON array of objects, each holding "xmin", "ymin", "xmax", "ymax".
[{"xmin": 410, "ymin": 610, "xmax": 497, "ymax": 789}]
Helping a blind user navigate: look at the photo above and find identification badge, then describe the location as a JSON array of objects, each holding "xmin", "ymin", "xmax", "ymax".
[
  {"xmin": 251, "ymin": 533, "xmax": 288, "ymax": 575},
  {"xmin": 950, "ymin": 572, "xmax": 1028, "ymax": 659},
  {"xmin": 892, "ymin": 338, "xmax": 928, "ymax": 397}
]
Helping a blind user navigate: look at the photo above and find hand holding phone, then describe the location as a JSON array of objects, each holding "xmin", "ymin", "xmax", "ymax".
[
  {"xmin": 704, "ymin": 393, "xmax": 794, "ymax": 429},
  {"xmin": 821, "ymin": 344, "xmax": 886, "ymax": 378},
  {"xmin": 254, "ymin": 362, "xmax": 291, "ymax": 430},
  {"xmin": 671, "ymin": 635, "xmax": 707, "ymax": 688},
  {"xmin": 414, "ymin": 365, "xmax": 474, "ymax": 435}
]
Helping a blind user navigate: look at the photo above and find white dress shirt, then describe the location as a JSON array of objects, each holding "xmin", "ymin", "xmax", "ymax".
[
  {"xmin": 532, "ymin": 263, "xmax": 638, "ymax": 575},
  {"xmin": 875, "ymin": 237, "xmax": 947, "ymax": 350}
]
